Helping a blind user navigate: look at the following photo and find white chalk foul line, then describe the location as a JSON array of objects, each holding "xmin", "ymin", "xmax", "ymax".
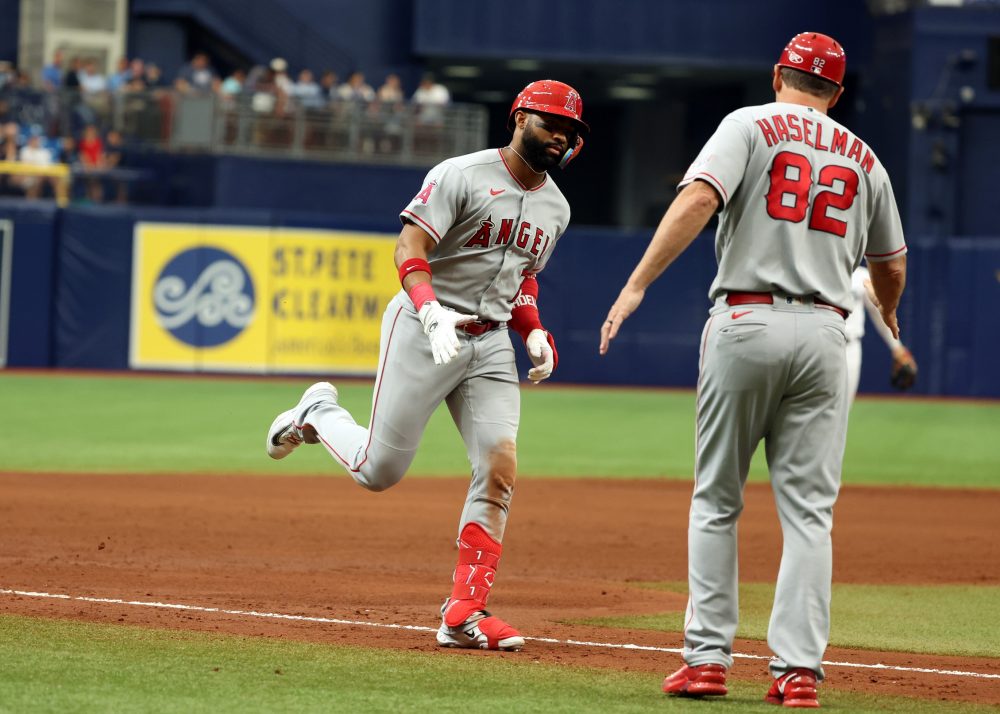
[{"xmin": 3, "ymin": 588, "xmax": 998, "ymax": 681}]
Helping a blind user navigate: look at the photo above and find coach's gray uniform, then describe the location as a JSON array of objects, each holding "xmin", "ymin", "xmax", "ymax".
[
  {"xmin": 306, "ymin": 148, "xmax": 568, "ymax": 540},
  {"xmin": 679, "ymin": 102, "xmax": 906, "ymax": 679}
]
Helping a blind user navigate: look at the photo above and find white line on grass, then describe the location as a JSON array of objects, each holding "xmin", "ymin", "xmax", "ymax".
[{"xmin": 2, "ymin": 587, "xmax": 998, "ymax": 680}]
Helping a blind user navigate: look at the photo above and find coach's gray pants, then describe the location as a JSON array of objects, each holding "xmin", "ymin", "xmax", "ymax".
[
  {"xmin": 683, "ymin": 298, "xmax": 849, "ymax": 681},
  {"xmin": 302, "ymin": 292, "xmax": 520, "ymax": 542}
]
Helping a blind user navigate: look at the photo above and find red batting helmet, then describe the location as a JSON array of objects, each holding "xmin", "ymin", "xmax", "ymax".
[
  {"xmin": 507, "ymin": 79, "xmax": 589, "ymax": 133},
  {"xmin": 777, "ymin": 32, "xmax": 846, "ymax": 86}
]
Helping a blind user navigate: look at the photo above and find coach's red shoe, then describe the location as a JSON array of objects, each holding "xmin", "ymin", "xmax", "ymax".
[
  {"xmin": 765, "ymin": 668, "xmax": 820, "ymax": 708},
  {"xmin": 662, "ymin": 663, "xmax": 728, "ymax": 697}
]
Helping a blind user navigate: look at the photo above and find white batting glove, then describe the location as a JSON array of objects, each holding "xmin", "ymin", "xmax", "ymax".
[
  {"xmin": 526, "ymin": 329, "xmax": 554, "ymax": 384},
  {"xmin": 418, "ymin": 301, "xmax": 478, "ymax": 365}
]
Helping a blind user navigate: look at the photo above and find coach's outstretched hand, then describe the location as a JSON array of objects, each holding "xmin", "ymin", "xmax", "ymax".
[
  {"xmin": 599, "ymin": 285, "xmax": 646, "ymax": 355},
  {"xmin": 418, "ymin": 301, "xmax": 478, "ymax": 365}
]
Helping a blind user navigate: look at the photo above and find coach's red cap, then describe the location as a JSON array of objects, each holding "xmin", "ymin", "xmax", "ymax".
[{"xmin": 778, "ymin": 32, "xmax": 846, "ymax": 86}]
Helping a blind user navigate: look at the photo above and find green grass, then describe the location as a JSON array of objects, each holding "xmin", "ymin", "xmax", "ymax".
[
  {"xmin": 1, "ymin": 373, "xmax": 998, "ymax": 487},
  {"xmin": 582, "ymin": 582, "xmax": 1000, "ymax": 658},
  {"xmin": 0, "ymin": 615, "xmax": 991, "ymax": 714}
]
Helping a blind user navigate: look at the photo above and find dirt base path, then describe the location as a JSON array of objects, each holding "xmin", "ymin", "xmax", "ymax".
[{"xmin": 1, "ymin": 473, "xmax": 997, "ymax": 705}]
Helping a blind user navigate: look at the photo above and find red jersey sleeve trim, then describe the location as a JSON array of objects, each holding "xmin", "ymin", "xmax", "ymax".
[
  {"xmin": 864, "ymin": 245, "xmax": 907, "ymax": 260},
  {"xmin": 681, "ymin": 172, "xmax": 729, "ymax": 204},
  {"xmin": 400, "ymin": 209, "xmax": 442, "ymax": 243}
]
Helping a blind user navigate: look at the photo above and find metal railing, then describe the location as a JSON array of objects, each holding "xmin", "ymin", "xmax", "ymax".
[{"xmin": 0, "ymin": 88, "xmax": 489, "ymax": 167}]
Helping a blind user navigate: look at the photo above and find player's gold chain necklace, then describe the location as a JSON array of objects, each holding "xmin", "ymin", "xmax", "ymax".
[{"xmin": 505, "ymin": 145, "xmax": 545, "ymax": 175}]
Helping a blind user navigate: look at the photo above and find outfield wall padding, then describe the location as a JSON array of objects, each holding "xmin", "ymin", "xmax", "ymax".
[{"xmin": 2, "ymin": 201, "xmax": 998, "ymax": 397}]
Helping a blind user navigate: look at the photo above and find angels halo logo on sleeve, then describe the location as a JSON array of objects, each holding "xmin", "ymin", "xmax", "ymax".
[{"xmin": 152, "ymin": 246, "xmax": 255, "ymax": 347}]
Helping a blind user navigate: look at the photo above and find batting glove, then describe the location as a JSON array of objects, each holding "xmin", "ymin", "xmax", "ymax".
[
  {"xmin": 526, "ymin": 329, "xmax": 554, "ymax": 383},
  {"xmin": 418, "ymin": 301, "xmax": 478, "ymax": 365}
]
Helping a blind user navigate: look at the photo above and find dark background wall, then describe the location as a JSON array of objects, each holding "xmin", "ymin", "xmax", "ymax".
[{"xmin": 0, "ymin": 0, "xmax": 19, "ymax": 63}]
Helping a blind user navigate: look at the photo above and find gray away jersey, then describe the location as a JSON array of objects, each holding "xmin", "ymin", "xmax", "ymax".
[
  {"xmin": 679, "ymin": 101, "xmax": 907, "ymax": 311},
  {"xmin": 400, "ymin": 148, "xmax": 570, "ymax": 321}
]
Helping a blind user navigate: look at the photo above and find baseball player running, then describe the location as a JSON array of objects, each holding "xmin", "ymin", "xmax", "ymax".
[
  {"xmin": 848, "ymin": 265, "xmax": 917, "ymax": 399},
  {"xmin": 599, "ymin": 33, "xmax": 907, "ymax": 707},
  {"xmin": 265, "ymin": 80, "xmax": 587, "ymax": 651}
]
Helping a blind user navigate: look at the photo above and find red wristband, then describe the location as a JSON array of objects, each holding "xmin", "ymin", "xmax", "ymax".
[
  {"xmin": 399, "ymin": 258, "xmax": 431, "ymax": 284},
  {"xmin": 407, "ymin": 281, "xmax": 436, "ymax": 311},
  {"xmin": 508, "ymin": 275, "xmax": 543, "ymax": 341}
]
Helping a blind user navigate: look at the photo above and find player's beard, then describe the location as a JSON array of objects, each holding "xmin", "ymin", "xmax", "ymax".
[{"xmin": 519, "ymin": 124, "xmax": 563, "ymax": 172}]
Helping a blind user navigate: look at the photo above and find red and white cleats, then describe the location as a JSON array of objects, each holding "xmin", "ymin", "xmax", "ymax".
[
  {"xmin": 662, "ymin": 663, "xmax": 728, "ymax": 697},
  {"xmin": 265, "ymin": 382, "xmax": 333, "ymax": 459},
  {"xmin": 435, "ymin": 609, "xmax": 525, "ymax": 651},
  {"xmin": 765, "ymin": 668, "xmax": 820, "ymax": 708}
]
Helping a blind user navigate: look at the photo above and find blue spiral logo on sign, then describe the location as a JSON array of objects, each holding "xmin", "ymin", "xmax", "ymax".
[{"xmin": 153, "ymin": 246, "xmax": 255, "ymax": 347}]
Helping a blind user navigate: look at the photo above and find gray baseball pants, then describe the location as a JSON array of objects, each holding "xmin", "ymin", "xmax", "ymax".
[
  {"xmin": 301, "ymin": 292, "xmax": 520, "ymax": 542},
  {"xmin": 683, "ymin": 296, "xmax": 849, "ymax": 681}
]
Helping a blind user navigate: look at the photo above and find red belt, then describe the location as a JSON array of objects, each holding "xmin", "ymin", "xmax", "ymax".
[
  {"xmin": 726, "ymin": 291, "xmax": 847, "ymax": 319},
  {"xmin": 460, "ymin": 319, "xmax": 502, "ymax": 336}
]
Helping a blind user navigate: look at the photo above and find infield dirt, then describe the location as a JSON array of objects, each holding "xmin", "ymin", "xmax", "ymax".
[{"xmin": 1, "ymin": 473, "xmax": 997, "ymax": 705}]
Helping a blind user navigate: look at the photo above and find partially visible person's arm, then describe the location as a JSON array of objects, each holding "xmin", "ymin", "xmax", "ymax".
[{"xmin": 865, "ymin": 255, "xmax": 906, "ymax": 340}]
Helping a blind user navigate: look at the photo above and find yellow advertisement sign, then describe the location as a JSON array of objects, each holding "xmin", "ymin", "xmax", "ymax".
[{"xmin": 130, "ymin": 223, "xmax": 399, "ymax": 374}]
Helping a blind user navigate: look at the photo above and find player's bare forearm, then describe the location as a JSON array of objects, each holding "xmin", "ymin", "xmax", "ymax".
[
  {"xmin": 599, "ymin": 181, "xmax": 718, "ymax": 355},
  {"xmin": 867, "ymin": 255, "xmax": 906, "ymax": 339},
  {"xmin": 395, "ymin": 222, "xmax": 436, "ymax": 290}
]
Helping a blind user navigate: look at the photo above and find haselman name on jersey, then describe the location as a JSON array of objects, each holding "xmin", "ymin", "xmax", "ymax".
[
  {"xmin": 755, "ymin": 114, "xmax": 875, "ymax": 175},
  {"xmin": 462, "ymin": 216, "xmax": 552, "ymax": 258}
]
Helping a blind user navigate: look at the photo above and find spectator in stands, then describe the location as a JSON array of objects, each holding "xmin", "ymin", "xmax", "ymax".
[
  {"xmin": 176, "ymin": 52, "xmax": 216, "ymax": 93},
  {"xmin": 107, "ymin": 57, "xmax": 131, "ymax": 93},
  {"xmin": 0, "ymin": 121, "xmax": 19, "ymax": 160},
  {"xmin": 250, "ymin": 69, "xmax": 278, "ymax": 114},
  {"xmin": 377, "ymin": 73, "xmax": 405, "ymax": 103},
  {"xmin": 221, "ymin": 68, "xmax": 245, "ymax": 97},
  {"xmin": 373, "ymin": 73, "xmax": 406, "ymax": 154},
  {"xmin": 63, "ymin": 57, "xmax": 82, "ymax": 89},
  {"xmin": 0, "ymin": 122, "xmax": 18, "ymax": 196},
  {"xmin": 125, "ymin": 72, "xmax": 147, "ymax": 93},
  {"xmin": 78, "ymin": 59, "xmax": 108, "ymax": 94},
  {"xmin": 0, "ymin": 62, "xmax": 16, "ymax": 91},
  {"xmin": 58, "ymin": 135, "xmax": 77, "ymax": 164},
  {"xmin": 42, "ymin": 48, "xmax": 65, "ymax": 91},
  {"xmin": 78, "ymin": 124, "xmax": 106, "ymax": 203},
  {"xmin": 337, "ymin": 71, "xmax": 375, "ymax": 103},
  {"xmin": 144, "ymin": 63, "xmax": 166, "ymax": 88},
  {"xmin": 78, "ymin": 124, "xmax": 104, "ymax": 166},
  {"xmin": 129, "ymin": 58, "xmax": 146, "ymax": 85},
  {"xmin": 319, "ymin": 70, "xmax": 339, "ymax": 100},
  {"xmin": 293, "ymin": 69, "xmax": 324, "ymax": 109},
  {"xmin": 270, "ymin": 58, "xmax": 295, "ymax": 98},
  {"xmin": 412, "ymin": 72, "xmax": 450, "ymax": 125},
  {"xmin": 16, "ymin": 128, "xmax": 55, "ymax": 199},
  {"xmin": 103, "ymin": 129, "xmax": 129, "ymax": 203}
]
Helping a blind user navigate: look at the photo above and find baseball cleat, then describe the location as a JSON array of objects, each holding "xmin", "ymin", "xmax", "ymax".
[
  {"xmin": 265, "ymin": 382, "xmax": 336, "ymax": 459},
  {"xmin": 662, "ymin": 663, "xmax": 728, "ymax": 697},
  {"xmin": 435, "ymin": 609, "xmax": 524, "ymax": 651},
  {"xmin": 764, "ymin": 668, "xmax": 820, "ymax": 708}
]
